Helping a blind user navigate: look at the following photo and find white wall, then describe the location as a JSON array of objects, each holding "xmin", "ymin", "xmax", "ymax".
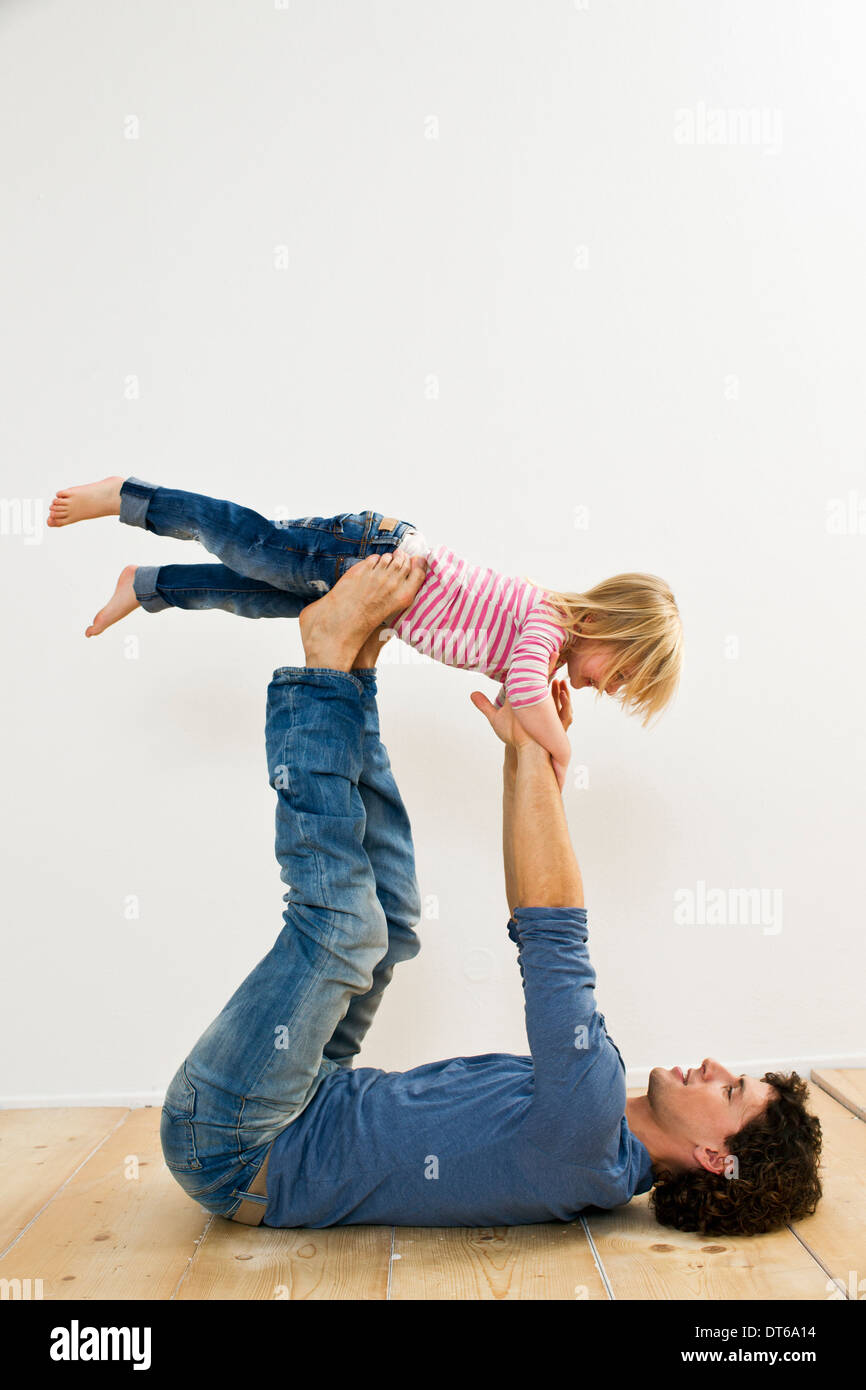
[{"xmin": 2, "ymin": 0, "xmax": 864, "ymax": 1106}]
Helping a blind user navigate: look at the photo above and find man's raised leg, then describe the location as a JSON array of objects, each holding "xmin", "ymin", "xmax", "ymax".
[
  {"xmin": 158, "ymin": 552, "xmax": 425, "ymax": 1220},
  {"xmin": 322, "ymin": 627, "xmax": 422, "ymax": 1067}
]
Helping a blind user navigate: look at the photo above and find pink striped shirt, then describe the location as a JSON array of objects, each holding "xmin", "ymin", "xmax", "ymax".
[{"xmin": 393, "ymin": 545, "xmax": 569, "ymax": 707}]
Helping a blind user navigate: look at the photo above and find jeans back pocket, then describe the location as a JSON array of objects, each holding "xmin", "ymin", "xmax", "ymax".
[{"xmin": 160, "ymin": 1061, "xmax": 202, "ymax": 1172}]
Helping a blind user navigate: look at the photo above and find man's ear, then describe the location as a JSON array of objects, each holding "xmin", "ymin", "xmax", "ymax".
[{"xmin": 693, "ymin": 1145, "xmax": 728, "ymax": 1176}]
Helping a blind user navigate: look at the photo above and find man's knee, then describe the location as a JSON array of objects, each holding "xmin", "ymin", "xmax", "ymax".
[
  {"xmin": 283, "ymin": 891, "xmax": 390, "ymax": 978},
  {"xmin": 386, "ymin": 873, "xmax": 423, "ymax": 937}
]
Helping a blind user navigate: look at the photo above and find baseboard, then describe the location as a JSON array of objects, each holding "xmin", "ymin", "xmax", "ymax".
[
  {"xmin": 1, "ymin": 1052, "xmax": 864, "ymax": 1109},
  {"xmin": 0, "ymin": 1090, "xmax": 165, "ymax": 1110}
]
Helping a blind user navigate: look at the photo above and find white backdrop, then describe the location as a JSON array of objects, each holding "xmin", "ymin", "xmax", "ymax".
[{"xmin": 2, "ymin": 0, "xmax": 864, "ymax": 1107}]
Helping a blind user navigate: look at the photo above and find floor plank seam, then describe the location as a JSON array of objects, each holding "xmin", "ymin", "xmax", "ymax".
[
  {"xmin": 784, "ymin": 1221, "xmax": 851, "ymax": 1300},
  {"xmin": 0, "ymin": 1108, "xmax": 134, "ymax": 1262},
  {"xmin": 170, "ymin": 1212, "xmax": 215, "ymax": 1300},
  {"xmin": 385, "ymin": 1226, "xmax": 396, "ymax": 1301},
  {"xmin": 580, "ymin": 1217, "xmax": 615, "ymax": 1300},
  {"xmin": 809, "ymin": 1074, "xmax": 866, "ymax": 1124}
]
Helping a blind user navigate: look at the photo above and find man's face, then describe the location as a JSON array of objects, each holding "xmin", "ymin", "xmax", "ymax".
[{"xmin": 647, "ymin": 1058, "xmax": 776, "ymax": 1173}]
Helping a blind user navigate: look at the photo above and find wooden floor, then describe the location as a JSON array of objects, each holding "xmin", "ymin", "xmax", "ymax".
[{"xmin": 1, "ymin": 1070, "xmax": 863, "ymax": 1301}]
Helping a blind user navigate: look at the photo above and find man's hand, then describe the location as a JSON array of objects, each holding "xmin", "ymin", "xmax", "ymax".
[
  {"xmin": 469, "ymin": 691, "xmax": 534, "ymax": 750},
  {"xmin": 472, "ymin": 683, "xmax": 575, "ymax": 791}
]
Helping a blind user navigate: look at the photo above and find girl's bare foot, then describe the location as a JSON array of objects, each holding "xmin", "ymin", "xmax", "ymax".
[
  {"xmin": 353, "ymin": 622, "xmax": 391, "ymax": 670},
  {"xmin": 47, "ymin": 476, "xmax": 124, "ymax": 527},
  {"xmin": 299, "ymin": 551, "xmax": 425, "ymax": 671},
  {"xmin": 85, "ymin": 565, "xmax": 140, "ymax": 637}
]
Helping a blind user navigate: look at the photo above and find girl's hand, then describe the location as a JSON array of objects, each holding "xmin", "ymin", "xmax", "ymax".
[{"xmin": 552, "ymin": 678, "xmax": 573, "ymax": 733}]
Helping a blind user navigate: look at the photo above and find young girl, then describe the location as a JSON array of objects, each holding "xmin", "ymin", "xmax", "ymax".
[{"xmin": 48, "ymin": 476, "xmax": 683, "ymax": 785}]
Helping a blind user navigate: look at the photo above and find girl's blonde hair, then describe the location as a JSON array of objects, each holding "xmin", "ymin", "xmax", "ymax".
[{"xmin": 541, "ymin": 572, "xmax": 683, "ymax": 726}]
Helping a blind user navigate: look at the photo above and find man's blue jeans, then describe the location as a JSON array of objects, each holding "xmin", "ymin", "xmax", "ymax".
[
  {"xmin": 118, "ymin": 477, "xmax": 416, "ymax": 616},
  {"xmin": 159, "ymin": 666, "xmax": 422, "ymax": 1219}
]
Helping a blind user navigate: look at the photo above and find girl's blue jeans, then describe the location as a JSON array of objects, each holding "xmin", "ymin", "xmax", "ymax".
[
  {"xmin": 129, "ymin": 484, "xmax": 423, "ymax": 1219},
  {"xmin": 118, "ymin": 476, "xmax": 418, "ymax": 618}
]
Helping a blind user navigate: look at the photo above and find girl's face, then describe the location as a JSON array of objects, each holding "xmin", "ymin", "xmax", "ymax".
[{"xmin": 563, "ymin": 637, "xmax": 630, "ymax": 696}]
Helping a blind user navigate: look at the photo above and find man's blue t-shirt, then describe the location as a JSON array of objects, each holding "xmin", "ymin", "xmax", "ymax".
[{"xmin": 264, "ymin": 907, "xmax": 654, "ymax": 1227}]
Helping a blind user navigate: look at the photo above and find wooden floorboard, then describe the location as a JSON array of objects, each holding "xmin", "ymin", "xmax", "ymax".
[
  {"xmin": 0, "ymin": 1107, "xmax": 206, "ymax": 1300},
  {"xmin": 810, "ymin": 1068, "xmax": 866, "ymax": 1123},
  {"xmin": 0, "ymin": 1106, "xmax": 129, "ymax": 1256},
  {"xmin": 789, "ymin": 1085, "xmax": 866, "ymax": 1298},
  {"xmin": 582, "ymin": 1191, "xmax": 830, "ymax": 1300},
  {"xmin": 389, "ymin": 1222, "xmax": 607, "ymax": 1300},
  {"xmin": 176, "ymin": 1220, "xmax": 393, "ymax": 1301}
]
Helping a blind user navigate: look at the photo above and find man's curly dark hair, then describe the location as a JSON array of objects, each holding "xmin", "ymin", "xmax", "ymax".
[{"xmin": 648, "ymin": 1071, "xmax": 822, "ymax": 1237}]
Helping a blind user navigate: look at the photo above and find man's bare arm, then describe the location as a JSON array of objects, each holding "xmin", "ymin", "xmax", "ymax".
[
  {"xmin": 502, "ymin": 745, "xmax": 519, "ymax": 914},
  {"xmin": 509, "ymin": 741, "xmax": 584, "ymax": 909},
  {"xmin": 474, "ymin": 689, "xmax": 584, "ymax": 911}
]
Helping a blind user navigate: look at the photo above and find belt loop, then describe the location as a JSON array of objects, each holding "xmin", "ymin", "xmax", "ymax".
[
  {"xmin": 228, "ymin": 1148, "xmax": 271, "ymax": 1226},
  {"xmin": 358, "ymin": 510, "xmax": 374, "ymax": 556}
]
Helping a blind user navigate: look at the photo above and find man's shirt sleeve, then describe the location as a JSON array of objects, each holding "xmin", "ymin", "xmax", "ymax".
[{"xmin": 507, "ymin": 906, "xmax": 626, "ymax": 1161}]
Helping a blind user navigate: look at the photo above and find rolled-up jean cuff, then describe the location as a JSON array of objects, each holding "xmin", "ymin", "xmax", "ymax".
[
  {"xmin": 270, "ymin": 665, "xmax": 365, "ymax": 695},
  {"xmin": 133, "ymin": 564, "xmax": 170, "ymax": 613},
  {"xmin": 119, "ymin": 476, "xmax": 159, "ymax": 529}
]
